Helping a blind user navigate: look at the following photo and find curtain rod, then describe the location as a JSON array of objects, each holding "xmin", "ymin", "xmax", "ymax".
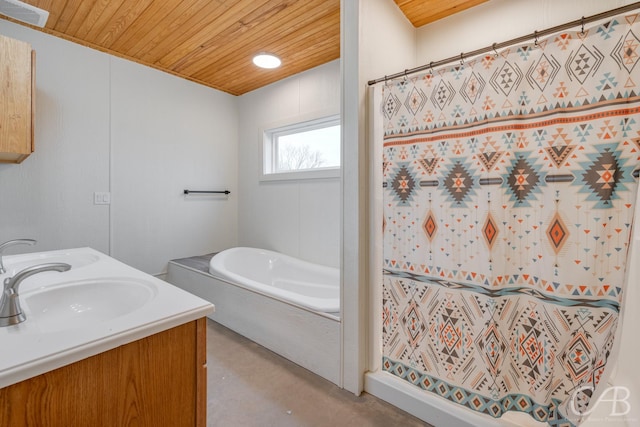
[{"xmin": 368, "ymin": 1, "xmax": 640, "ymax": 86}]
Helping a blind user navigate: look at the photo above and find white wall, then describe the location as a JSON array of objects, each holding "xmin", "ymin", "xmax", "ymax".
[
  {"xmin": 341, "ymin": 0, "xmax": 416, "ymax": 394},
  {"xmin": 0, "ymin": 20, "xmax": 110, "ymax": 255},
  {"xmin": 237, "ymin": 60, "xmax": 340, "ymax": 268},
  {"xmin": 359, "ymin": 0, "xmax": 416, "ymax": 375},
  {"xmin": 416, "ymin": 0, "xmax": 635, "ymax": 63},
  {"xmin": 0, "ymin": 19, "xmax": 238, "ymax": 275},
  {"xmin": 111, "ymin": 57, "xmax": 238, "ymax": 274},
  {"xmin": 360, "ymin": 0, "xmax": 416, "ymax": 80}
]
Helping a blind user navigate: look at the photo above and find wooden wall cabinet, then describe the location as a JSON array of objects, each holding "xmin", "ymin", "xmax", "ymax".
[
  {"xmin": 0, "ymin": 318, "xmax": 208, "ymax": 427},
  {"xmin": 0, "ymin": 34, "xmax": 34, "ymax": 164}
]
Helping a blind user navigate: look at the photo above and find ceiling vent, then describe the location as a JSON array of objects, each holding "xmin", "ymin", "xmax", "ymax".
[{"xmin": 0, "ymin": 0, "xmax": 48, "ymax": 28}]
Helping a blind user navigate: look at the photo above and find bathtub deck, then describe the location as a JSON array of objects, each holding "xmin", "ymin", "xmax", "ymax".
[
  {"xmin": 167, "ymin": 254, "xmax": 341, "ymax": 385},
  {"xmin": 171, "ymin": 253, "xmax": 217, "ymax": 273}
]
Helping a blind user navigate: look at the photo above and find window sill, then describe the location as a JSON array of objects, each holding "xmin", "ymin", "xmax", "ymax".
[{"xmin": 260, "ymin": 168, "xmax": 341, "ymax": 182}]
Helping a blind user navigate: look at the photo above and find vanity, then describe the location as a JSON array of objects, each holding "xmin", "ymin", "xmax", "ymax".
[{"xmin": 0, "ymin": 248, "xmax": 213, "ymax": 427}]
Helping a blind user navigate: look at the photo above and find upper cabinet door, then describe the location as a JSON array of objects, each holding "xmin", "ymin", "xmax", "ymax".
[{"xmin": 0, "ymin": 34, "xmax": 33, "ymax": 164}]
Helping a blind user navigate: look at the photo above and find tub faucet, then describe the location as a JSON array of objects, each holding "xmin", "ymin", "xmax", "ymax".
[
  {"xmin": 0, "ymin": 239, "xmax": 37, "ymax": 274},
  {"xmin": 0, "ymin": 263, "xmax": 71, "ymax": 327}
]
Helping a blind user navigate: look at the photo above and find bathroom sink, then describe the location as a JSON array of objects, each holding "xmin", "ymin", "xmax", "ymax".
[
  {"xmin": 3, "ymin": 251, "xmax": 100, "ymax": 276},
  {"xmin": 23, "ymin": 278, "xmax": 157, "ymax": 332}
]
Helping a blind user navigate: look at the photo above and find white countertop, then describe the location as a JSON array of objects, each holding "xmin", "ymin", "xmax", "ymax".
[{"xmin": 0, "ymin": 247, "xmax": 214, "ymax": 389}]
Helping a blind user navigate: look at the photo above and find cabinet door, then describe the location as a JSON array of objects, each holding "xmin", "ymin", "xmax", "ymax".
[
  {"xmin": 0, "ymin": 318, "xmax": 208, "ymax": 427},
  {"xmin": 0, "ymin": 34, "xmax": 33, "ymax": 163}
]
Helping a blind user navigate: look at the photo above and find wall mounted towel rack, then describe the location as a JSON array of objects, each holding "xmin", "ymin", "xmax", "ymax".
[{"xmin": 183, "ymin": 189, "xmax": 231, "ymax": 195}]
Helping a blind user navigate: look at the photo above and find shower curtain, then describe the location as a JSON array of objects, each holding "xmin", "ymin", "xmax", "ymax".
[{"xmin": 379, "ymin": 12, "xmax": 639, "ymax": 426}]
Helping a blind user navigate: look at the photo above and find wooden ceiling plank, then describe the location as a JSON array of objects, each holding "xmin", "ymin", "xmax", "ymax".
[
  {"xmin": 72, "ymin": 0, "xmax": 114, "ymax": 40},
  {"xmin": 166, "ymin": 0, "xmax": 301, "ymax": 72},
  {"xmin": 82, "ymin": 0, "xmax": 129, "ymax": 42},
  {"xmin": 50, "ymin": 0, "xmax": 83, "ymax": 33},
  {"xmin": 230, "ymin": 39, "xmax": 339, "ymax": 94},
  {"xmin": 95, "ymin": 0, "xmax": 155, "ymax": 48},
  {"xmin": 27, "ymin": 0, "xmax": 68, "ymax": 29},
  {"xmin": 5, "ymin": 18, "xmax": 236, "ymax": 94},
  {"xmin": 232, "ymin": 51, "xmax": 340, "ymax": 94},
  {"xmin": 214, "ymin": 15, "xmax": 340, "ymax": 80},
  {"xmin": 407, "ymin": 0, "xmax": 483, "ymax": 16},
  {"xmin": 27, "ymin": 0, "xmax": 52, "ymax": 12},
  {"xmin": 197, "ymin": 34, "xmax": 339, "ymax": 87},
  {"xmin": 131, "ymin": 0, "xmax": 236, "ymax": 62},
  {"xmin": 106, "ymin": 0, "xmax": 177, "ymax": 51},
  {"xmin": 200, "ymin": 0, "xmax": 338, "ymax": 69},
  {"xmin": 152, "ymin": 0, "xmax": 277, "ymax": 68},
  {"xmin": 179, "ymin": 1, "xmax": 340, "ymax": 75},
  {"xmin": 117, "ymin": 0, "xmax": 216, "ymax": 56},
  {"xmin": 194, "ymin": 39, "xmax": 338, "ymax": 87},
  {"xmin": 399, "ymin": 0, "xmax": 459, "ymax": 20},
  {"xmin": 393, "ymin": 0, "xmax": 414, "ymax": 8},
  {"xmin": 206, "ymin": 30, "xmax": 339, "ymax": 86},
  {"xmin": 60, "ymin": 0, "xmax": 99, "ymax": 36},
  {"xmin": 173, "ymin": 0, "xmax": 335, "ymax": 76},
  {"xmin": 417, "ymin": 1, "xmax": 488, "ymax": 27},
  {"xmin": 195, "ymin": 13, "xmax": 338, "ymax": 85},
  {"xmin": 399, "ymin": 0, "xmax": 488, "ymax": 27},
  {"xmin": 279, "ymin": 22, "xmax": 340, "ymax": 61}
]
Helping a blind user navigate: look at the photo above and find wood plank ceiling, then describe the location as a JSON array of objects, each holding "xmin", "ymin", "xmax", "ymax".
[
  {"xmin": 1, "ymin": 0, "xmax": 486, "ymax": 96},
  {"xmin": 395, "ymin": 0, "xmax": 489, "ymax": 28}
]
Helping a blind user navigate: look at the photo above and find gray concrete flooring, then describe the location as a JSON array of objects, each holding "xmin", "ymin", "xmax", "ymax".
[{"xmin": 206, "ymin": 319, "xmax": 431, "ymax": 427}]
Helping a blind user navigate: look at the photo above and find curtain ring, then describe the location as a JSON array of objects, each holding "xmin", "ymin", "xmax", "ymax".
[
  {"xmin": 384, "ymin": 75, "xmax": 389, "ymax": 87},
  {"xmin": 581, "ymin": 16, "xmax": 585, "ymax": 35},
  {"xmin": 429, "ymin": 61, "xmax": 434, "ymax": 75},
  {"xmin": 403, "ymin": 69, "xmax": 408, "ymax": 81},
  {"xmin": 492, "ymin": 42, "xmax": 498, "ymax": 58},
  {"xmin": 460, "ymin": 52, "xmax": 464, "ymax": 66},
  {"xmin": 534, "ymin": 30, "xmax": 539, "ymax": 47}
]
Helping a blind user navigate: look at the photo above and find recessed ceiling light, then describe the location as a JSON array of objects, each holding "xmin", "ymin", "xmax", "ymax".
[{"xmin": 252, "ymin": 53, "xmax": 281, "ymax": 69}]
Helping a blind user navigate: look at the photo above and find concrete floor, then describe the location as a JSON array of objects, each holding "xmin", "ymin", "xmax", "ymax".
[{"xmin": 205, "ymin": 319, "xmax": 431, "ymax": 427}]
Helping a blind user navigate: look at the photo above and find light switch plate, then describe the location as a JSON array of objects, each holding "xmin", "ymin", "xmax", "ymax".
[{"xmin": 94, "ymin": 192, "xmax": 111, "ymax": 205}]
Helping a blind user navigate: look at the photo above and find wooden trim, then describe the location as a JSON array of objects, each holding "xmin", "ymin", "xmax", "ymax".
[
  {"xmin": 30, "ymin": 49, "xmax": 35, "ymax": 154},
  {"xmin": 196, "ymin": 317, "xmax": 207, "ymax": 427}
]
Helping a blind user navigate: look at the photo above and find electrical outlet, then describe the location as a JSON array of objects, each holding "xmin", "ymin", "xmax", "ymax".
[{"xmin": 93, "ymin": 192, "xmax": 111, "ymax": 205}]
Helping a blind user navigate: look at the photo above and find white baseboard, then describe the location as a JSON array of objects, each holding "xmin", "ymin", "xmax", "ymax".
[{"xmin": 364, "ymin": 371, "xmax": 540, "ymax": 427}]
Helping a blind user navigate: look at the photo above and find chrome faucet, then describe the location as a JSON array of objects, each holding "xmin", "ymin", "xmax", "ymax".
[
  {"xmin": 0, "ymin": 239, "xmax": 37, "ymax": 274},
  {"xmin": 0, "ymin": 263, "xmax": 71, "ymax": 327}
]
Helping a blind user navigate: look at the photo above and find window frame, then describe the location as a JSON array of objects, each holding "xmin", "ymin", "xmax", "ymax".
[{"xmin": 260, "ymin": 113, "xmax": 341, "ymax": 182}]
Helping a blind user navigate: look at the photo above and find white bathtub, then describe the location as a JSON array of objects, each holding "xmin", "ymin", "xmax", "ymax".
[
  {"xmin": 166, "ymin": 247, "xmax": 342, "ymax": 385},
  {"xmin": 208, "ymin": 247, "xmax": 340, "ymax": 313}
]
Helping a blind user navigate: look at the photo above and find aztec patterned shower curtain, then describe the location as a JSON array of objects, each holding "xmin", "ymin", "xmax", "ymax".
[{"xmin": 379, "ymin": 12, "xmax": 640, "ymax": 426}]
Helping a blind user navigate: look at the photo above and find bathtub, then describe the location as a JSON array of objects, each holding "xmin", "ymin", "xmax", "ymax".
[
  {"xmin": 166, "ymin": 247, "xmax": 341, "ymax": 385},
  {"xmin": 208, "ymin": 247, "xmax": 340, "ymax": 313}
]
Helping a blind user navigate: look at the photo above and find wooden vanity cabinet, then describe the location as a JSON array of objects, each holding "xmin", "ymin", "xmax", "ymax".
[
  {"xmin": 0, "ymin": 318, "xmax": 208, "ymax": 427},
  {"xmin": 0, "ymin": 34, "xmax": 34, "ymax": 164}
]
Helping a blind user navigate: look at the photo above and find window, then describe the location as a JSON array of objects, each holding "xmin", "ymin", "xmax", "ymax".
[{"xmin": 262, "ymin": 114, "xmax": 341, "ymax": 180}]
